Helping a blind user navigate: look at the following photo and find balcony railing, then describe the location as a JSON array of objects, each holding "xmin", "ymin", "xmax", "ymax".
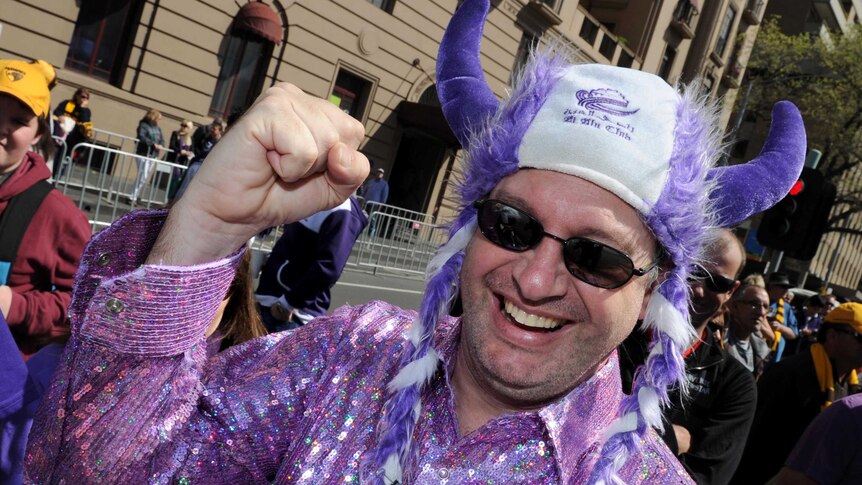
[
  {"xmin": 526, "ymin": 0, "xmax": 563, "ymax": 26},
  {"xmin": 671, "ymin": 0, "xmax": 697, "ymax": 38},
  {"xmin": 722, "ymin": 60, "xmax": 744, "ymax": 88}
]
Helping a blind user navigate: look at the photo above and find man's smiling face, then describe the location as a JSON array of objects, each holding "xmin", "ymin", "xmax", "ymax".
[{"xmin": 457, "ymin": 169, "xmax": 659, "ymax": 409}]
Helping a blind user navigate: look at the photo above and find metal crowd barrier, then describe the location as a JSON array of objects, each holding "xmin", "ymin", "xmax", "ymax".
[
  {"xmin": 349, "ymin": 210, "xmax": 448, "ymax": 277},
  {"xmin": 53, "ymin": 142, "xmax": 187, "ymax": 232},
  {"xmin": 50, "ymin": 136, "xmax": 68, "ymax": 172},
  {"xmin": 51, "ymin": 146, "xmax": 447, "ymax": 279},
  {"xmin": 363, "ymin": 200, "xmax": 437, "ymax": 225},
  {"xmin": 248, "ymin": 201, "xmax": 448, "ymax": 280},
  {"xmin": 92, "ymin": 128, "xmax": 139, "ymax": 154}
]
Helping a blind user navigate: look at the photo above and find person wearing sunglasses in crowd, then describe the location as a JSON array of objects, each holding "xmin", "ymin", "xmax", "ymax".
[
  {"xmin": 732, "ymin": 303, "xmax": 862, "ymax": 485},
  {"xmin": 24, "ymin": 1, "xmax": 807, "ymax": 483},
  {"xmin": 723, "ymin": 283, "xmax": 775, "ymax": 377},
  {"xmin": 621, "ymin": 229, "xmax": 756, "ymax": 485}
]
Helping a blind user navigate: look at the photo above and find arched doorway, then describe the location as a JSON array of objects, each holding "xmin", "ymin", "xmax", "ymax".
[
  {"xmin": 210, "ymin": 2, "xmax": 283, "ymax": 119},
  {"xmin": 388, "ymin": 85, "xmax": 459, "ymax": 216}
]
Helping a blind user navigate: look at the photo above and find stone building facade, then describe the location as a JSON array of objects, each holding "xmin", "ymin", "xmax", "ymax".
[{"xmin": 0, "ymin": 0, "xmax": 767, "ymax": 222}]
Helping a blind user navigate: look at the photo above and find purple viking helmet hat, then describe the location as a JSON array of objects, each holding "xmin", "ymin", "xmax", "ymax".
[{"xmin": 365, "ymin": 0, "xmax": 807, "ymax": 483}]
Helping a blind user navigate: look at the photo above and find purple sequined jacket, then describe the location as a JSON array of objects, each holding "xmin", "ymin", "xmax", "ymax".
[{"xmin": 25, "ymin": 210, "xmax": 692, "ymax": 484}]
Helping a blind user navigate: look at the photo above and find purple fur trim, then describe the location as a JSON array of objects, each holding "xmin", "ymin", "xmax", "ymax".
[
  {"xmin": 590, "ymin": 423, "xmax": 641, "ymax": 484},
  {"xmin": 457, "ymin": 50, "xmax": 567, "ymax": 206},
  {"xmin": 645, "ymin": 331, "xmax": 686, "ymax": 398},
  {"xmin": 593, "ymin": 87, "xmax": 722, "ymax": 479},
  {"xmin": 644, "ymin": 86, "xmax": 721, "ymax": 361},
  {"xmin": 365, "ymin": 230, "xmax": 467, "ymax": 482}
]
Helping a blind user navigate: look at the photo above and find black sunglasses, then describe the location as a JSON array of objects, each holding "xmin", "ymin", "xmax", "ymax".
[
  {"xmin": 474, "ymin": 199, "xmax": 660, "ymax": 289},
  {"xmin": 689, "ymin": 267, "xmax": 737, "ymax": 293}
]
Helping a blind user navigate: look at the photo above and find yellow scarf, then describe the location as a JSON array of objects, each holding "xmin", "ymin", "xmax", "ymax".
[
  {"xmin": 811, "ymin": 343, "xmax": 859, "ymax": 411},
  {"xmin": 770, "ymin": 298, "xmax": 784, "ymax": 351}
]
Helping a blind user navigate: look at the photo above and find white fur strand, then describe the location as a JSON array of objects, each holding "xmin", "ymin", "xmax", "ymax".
[
  {"xmin": 601, "ymin": 411, "xmax": 638, "ymax": 441},
  {"xmin": 637, "ymin": 386, "xmax": 663, "ymax": 433},
  {"xmin": 642, "ymin": 290, "xmax": 697, "ymax": 349},
  {"xmin": 407, "ymin": 316, "xmax": 424, "ymax": 347},
  {"xmin": 425, "ymin": 219, "xmax": 477, "ymax": 280},
  {"xmin": 381, "ymin": 453, "xmax": 402, "ymax": 485},
  {"xmin": 387, "ymin": 347, "xmax": 440, "ymax": 391}
]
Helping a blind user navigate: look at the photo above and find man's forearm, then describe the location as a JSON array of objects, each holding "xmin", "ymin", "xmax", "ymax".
[
  {"xmin": 145, "ymin": 201, "xmax": 250, "ymax": 266},
  {"xmin": 774, "ymin": 323, "xmax": 796, "ymax": 340}
]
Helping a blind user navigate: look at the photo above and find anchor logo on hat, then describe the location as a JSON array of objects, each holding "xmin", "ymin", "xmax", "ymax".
[{"xmin": 576, "ymin": 88, "xmax": 640, "ymax": 117}]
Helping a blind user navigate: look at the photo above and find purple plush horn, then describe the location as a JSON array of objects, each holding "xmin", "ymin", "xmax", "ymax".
[
  {"xmin": 437, "ymin": 0, "xmax": 500, "ymax": 147},
  {"xmin": 708, "ymin": 101, "xmax": 806, "ymax": 227}
]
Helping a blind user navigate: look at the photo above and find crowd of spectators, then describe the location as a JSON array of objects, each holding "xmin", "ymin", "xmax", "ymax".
[{"xmin": 622, "ymin": 226, "xmax": 860, "ymax": 485}]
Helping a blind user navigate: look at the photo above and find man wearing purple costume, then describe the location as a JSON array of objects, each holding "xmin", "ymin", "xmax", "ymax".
[{"xmin": 26, "ymin": 1, "xmax": 805, "ymax": 483}]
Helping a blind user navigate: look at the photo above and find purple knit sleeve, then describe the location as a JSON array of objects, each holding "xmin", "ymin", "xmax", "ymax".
[{"xmin": 23, "ymin": 210, "xmax": 339, "ymax": 482}]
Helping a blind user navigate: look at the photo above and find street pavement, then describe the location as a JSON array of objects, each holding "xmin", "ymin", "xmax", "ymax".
[{"xmin": 329, "ymin": 268, "xmax": 425, "ymax": 311}]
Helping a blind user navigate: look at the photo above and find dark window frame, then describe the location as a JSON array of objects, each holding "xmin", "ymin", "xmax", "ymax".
[
  {"xmin": 658, "ymin": 44, "xmax": 677, "ymax": 81},
  {"xmin": 209, "ymin": 29, "xmax": 275, "ymax": 119},
  {"xmin": 673, "ymin": 0, "xmax": 697, "ymax": 26},
  {"xmin": 367, "ymin": 0, "xmax": 396, "ymax": 13},
  {"xmin": 713, "ymin": 7, "xmax": 737, "ymax": 59},
  {"xmin": 330, "ymin": 67, "xmax": 375, "ymax": 123},
  {"xmin": 540, "ymin": 0, "xmax": 562, "ymax": 12},
  {"xmin": 579, "ymin": 17, "xmax": 600, "ymax": 45},
  {"xmin": 617, "ymin": 50, "xmax": 634, "ymax": 68},
  {"xmin": 599, "ymin": 35, "xmax": 618, "ymax": 60},
  {"xmin": 65, "ymin": 0, "xmax": 145, "ymax": 86}
]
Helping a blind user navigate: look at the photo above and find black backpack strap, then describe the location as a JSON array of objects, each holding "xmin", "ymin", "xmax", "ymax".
[{"xmin": 0, "ymin": 181, "xmax": 54, "ymax": 284}]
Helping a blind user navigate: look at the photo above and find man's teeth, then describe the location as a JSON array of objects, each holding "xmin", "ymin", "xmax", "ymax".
[{"xmin": 504, "ymin": 300, "xmax": 564, "ymax": 329}]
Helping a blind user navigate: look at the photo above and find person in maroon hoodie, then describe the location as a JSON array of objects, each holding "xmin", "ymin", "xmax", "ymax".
[{"xmin": 0, "ymin": 58, "xmax": 90, "ymax": 357}]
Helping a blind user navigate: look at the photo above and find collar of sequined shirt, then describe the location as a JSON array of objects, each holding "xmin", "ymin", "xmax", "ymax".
[{"xmin": 423, "ymin": 317, "xmax": 625, "ymax": 483}]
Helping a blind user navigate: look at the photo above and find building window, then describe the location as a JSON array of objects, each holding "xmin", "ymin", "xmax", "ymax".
[
  {"xmin": 658, "ymin": 44, "xmax": 677, "ymax": 81},
  {"xmin": 673, "ymin": 0, "xmax": 697, "ymax": 26},
  {"xmin": 367, "ymin": 0, "xmax": 395, "ymax": 13},
  {"xmin": 329, "ymin": 69, "xmax": 373, "ymax": 121},
  {"xmin": 703, "ymin": 73, "xmax": 716, "ymax": 93},
  {"xmin": 210, "ymin": 29, "xmax": 275, "ymax": 119},
  {"xmin": 617, "ymin": 50, "xmax": 634, "ymax": 68},
  {"xmin": 599, "ymin": 35, "xmax": 618, "ymax": 60},
  {"xmin": 512, "ymin": 32, "xmax": 539, "ymax": 81},
  {"xmin": 713, "ymin": 7, "xmax": 737, "ymax": 58},
  {"xmin": 540, "ymin": 0, "xmax": 562, "ymax": 12},
  {"xmin": 65, "ymin": 0, "xmax": 144, "ymax": 85},
  {"xmin": 579, "ymin": 17, "xmax": 599, "ymax": 45}
]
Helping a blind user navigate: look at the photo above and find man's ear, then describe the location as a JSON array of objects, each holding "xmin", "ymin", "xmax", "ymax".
[
  {"xmin": 727, "ymin": 280, "xmax": 741, "ymax": 297},
  {"xmin": 637, "ymin": 272, "xmax": 666, "ymax": 321},
  {"xmin": 638, "ymin": 288, "xmax": 653, "ymax": 321}
]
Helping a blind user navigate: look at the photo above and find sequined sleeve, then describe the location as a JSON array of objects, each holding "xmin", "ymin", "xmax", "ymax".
[{"xmin": 24, "ymin": 210, "xmax": 362, "ymax": 483}]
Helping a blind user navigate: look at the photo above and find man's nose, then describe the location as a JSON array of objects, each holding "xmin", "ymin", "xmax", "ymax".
[{"xmin": 511, "ymin": 238, "xmax": 570, "ymax": 302}]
